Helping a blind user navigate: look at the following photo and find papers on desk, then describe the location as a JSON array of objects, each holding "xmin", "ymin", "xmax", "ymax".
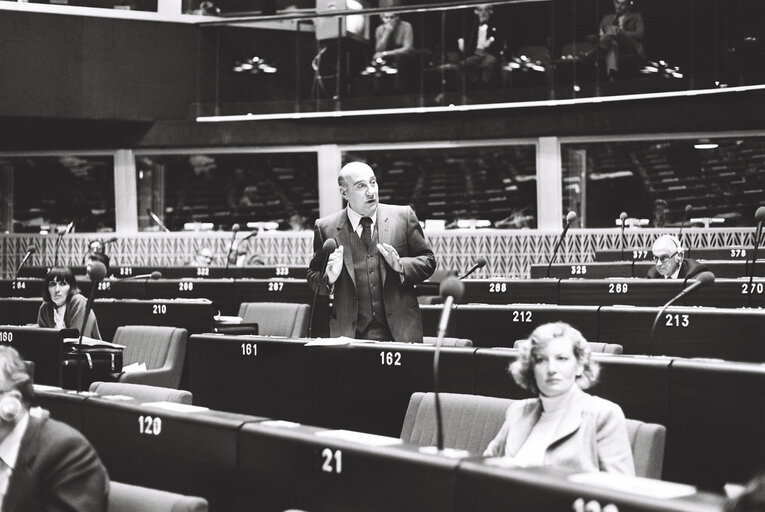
[
  {"xmin": 100, "ymin": 394, "xmax": 135, "ymax": 401},
  {"xmin": 214, "ymin": 315, "xmax": 243, "ymax": 324},
  {"xmin": 260, "ymin": 420, "xmax": 301, "ymax": 429},
  {"xmin": 419, "ymin": 446, "xmax": 472, "ymax": 459},
  {"xmin": 33, "ymin": 384, "xmax": 63, "ymax": 392},
  {"xmin": 568, "ymin": 472, "xmax": 697, "ymax": 499},
  {"xmin": 304, "ymin": 337, "xmax": 354, "ymax": 347},
  {"xmin": 122, "ymin": 362, "xmax": 147, "ymax": 373},
  {"xmin": 63, "ymin": 337, "xmax": 126, "ymax": 349},
  {"xmin": 315, "ymin": 429, "xmax": 404, "ymax": 447},
  {"xmin": 141, "ymin": 402, "xmax": 210, "ymax": 413}
]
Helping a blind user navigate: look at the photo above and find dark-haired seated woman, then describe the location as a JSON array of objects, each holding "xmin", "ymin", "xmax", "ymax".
[
  {"xmin": 37, "ymin": 266, "xmax": 101, "ymax": 340},
  {"xmin": 484, "ymin": 322, "xmax": 634, "ymax": 474}
]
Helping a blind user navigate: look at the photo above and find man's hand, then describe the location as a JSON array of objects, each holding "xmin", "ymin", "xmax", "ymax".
[
  {"xmin": 326, "ymin": 246, "xmax": 344, "ymax": 284},
  {"xmin": 477, "ymin": 35, "xmax": 495, "ymax": 51},
  {"xmin": 377, "ymin": 243, "xmax": 404, "ymax": 273}
]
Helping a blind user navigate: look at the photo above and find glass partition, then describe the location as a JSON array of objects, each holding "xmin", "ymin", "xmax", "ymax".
[
  {"xmin": 561, "ymin": 136, "xmax": 765, "ymax": 228},
  {"xmin": 135, "ymin": 151, "xmax": 319, "ymax": 231},
  {"xmin": 198, "ymin": 0, "xmax": 765, "ymax": 116},
  {"xmin": 0, "ymin": 155, "xmax": 115, "ymax": 234},
  {"xmin": 341, "ymin": 144, "xmax": 537, "ymax": 228}
]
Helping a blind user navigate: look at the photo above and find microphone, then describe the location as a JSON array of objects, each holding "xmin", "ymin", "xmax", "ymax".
[
  {"xmin": 102, "ymin": 237, "xmax": 118, "ymax": 246},
  {"xmin": 433, "ymin": 277, "xmax": 465, "ymax": 451},
  {"xmin": 678, "ymin": 204, "xmax": 692, "ymax": 248},
  {"xmin": 619, "ymin": 212, "xmax": 628, "ymax": 261},
  {"xmin": 240, "ymin": 228, "xmax": 260, "ymax": 242},
  {"xmin": 308, "ymin": 238, "xmax": 338, "ymax": 338},
  {"xmin": 114, "ymin": 271, "xmax": 163, "ymax": 281},
  {"xmin": 746, "ymin": 206, "xmax": 765, "ymax": 306},
  {"xmin": 54, "ymin": 220, "xmax": 74, "ymax": 266},
  {"xmin": 14, "ymin": 246, "xmax": 36, "ymax": 280},
  {"xmin": 77, "ymin": 261, "xmax": 107, "ymax": 394},
  {"xmin": 546, "ymin": 211, "xmax": 577, "ymax": 278},
  {"xmin": 649, "ymin": 271, "xmax": 715, "ymax": 353},
  {"xmin": 460, "ymin": 257, "xmax": 487, "ymax": 279},
  {"xmin": 147, "ymin": 209, "xmax": 170, "ymax": 233},
  {"xmin": 224, "ymin": 223, "xmax": 241, "ymax": 277}
]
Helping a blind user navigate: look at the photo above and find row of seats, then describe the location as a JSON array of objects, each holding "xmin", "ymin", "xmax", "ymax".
[
  {"xmin": 36, "ymin": 385, "xmax": 719, "ymax": 512},
  {"xmin": 186, "ymin": 334, "xmax": 765, "ymax": 490}
]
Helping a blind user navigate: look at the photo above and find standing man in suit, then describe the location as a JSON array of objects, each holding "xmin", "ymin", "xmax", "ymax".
[
  {"xmin": 307, "ymin": 162, "xmax": 436, "ymax": 342},
  {"xmin": 0, "ymin": 345, "xmax": 109, "ymax": 512},
  {"xmin": 646, "ymin": 234, "xmax": 709, "ymax": 280}
]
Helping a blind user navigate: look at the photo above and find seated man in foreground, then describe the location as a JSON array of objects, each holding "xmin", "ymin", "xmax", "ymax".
[{"xmin": 0, "ymin": 346, "xmax": 109, "ymax": 511}]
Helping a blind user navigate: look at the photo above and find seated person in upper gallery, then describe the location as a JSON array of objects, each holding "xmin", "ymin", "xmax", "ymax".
[
  {"xmin": 84, "ymin": 240, "xmax": 111, "ymax": 272},
  {"xmin": 368, "ymin": 13, "xmax": 417, "ymax": 91},
  {"xmin": 37, "ymin": 266, "xmax": 101, "ymax": 339},
  {"xmin": 598, "ymin": 0, "xmax": 646, "ymax": 80},
  {"xmin": 646, "ymin": 234, "xmax": 709, "ymax": 280},
  {"xmin": 458, "ymin": 4, "xmax": 505, "ymax": 88},
  {"xmin": 0, "ymin": 345, "xmax": 109, "ymax": 511},
  {"xmin": 484, "ymin": 322, "xmax": 635, "ymax": 475}
]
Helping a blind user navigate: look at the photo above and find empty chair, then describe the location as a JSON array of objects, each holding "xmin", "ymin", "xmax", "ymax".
[
  {"xmin": 422, "ymin": 336, "xmax": 473, "ymax": 348},
  {"xmin": 400, "ymin": 392, "xmax": 665, "ymax": 478},
  {"xmin": 237, "ymin": 302, "xmax": 310, "ymax": 338},
  {"xmin": 400, "ymin": 392, "xmax": 512, "ymax": 454},
  {"xmin": 89, "ymin": 381, "xmax": 193, "ymax": 404},
  {"xmin": 108, "ymin": 481, "xmax": 208, "ymax": 512},
  {"xmin": 513, "ymin": 339, "xmax": 623, "ymax": 354},
  {"xmin": 113, "ymin": 325, "xmax": 188, "ymax": 389}
]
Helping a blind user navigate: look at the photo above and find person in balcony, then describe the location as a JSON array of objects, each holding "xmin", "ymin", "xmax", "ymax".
[
  {"xmin": 598, "ymin": 0, "xmax": 645, "ymax": 80},
  {"xmin": 458, "ymin": 4, "xmax": 505, "ymax": 88}
]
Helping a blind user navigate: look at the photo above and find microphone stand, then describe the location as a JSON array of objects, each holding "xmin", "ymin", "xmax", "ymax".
[
  {"xmin": 619, "ymin": 217, "xmax": 626, "ymax": 261},
  {"xmin": 308, "ymin": 248, "xmax": 333, "ymax": 339},
  {"xmin": 747, "ymin": 221, "xmax": 763, "ymax": 307}
]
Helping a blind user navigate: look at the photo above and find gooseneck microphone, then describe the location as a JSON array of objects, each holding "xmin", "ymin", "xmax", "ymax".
[
  {"xmin": 147, "ymin": 209, "xmax": 170, "ymax": 233},
  {"xmin": 224, "ymin": 224, "xmax": 241, "ymax": 277},
  {"xmin": 678, "ymin": 204, "xmax": 693, "ymax": 249},
  {"xmin": 308, "ymin": 238, "xmax": 338, "ymax": 338},
  {"xmin": 77, "ymin": 261, "xmax": 107, "ymax": 394},
  {"xmin": 53, "ymin": 220, "xmax": 74, "ymax": 266},
  {"xmin": 619, "ymin": 212, "xmax": 628, "ymax": 261},
  {"xmin": 460, "ymin": 257, "xmax": 487, "ymax": 279},
  {"xmin": 649, "ymin": 271, "xmax": 715, "ymax": 354},
  {"xmin": 546, "ymin": 211, "xmax": 577, "ymax": 278},
  {"xmin": 14, "ymin": 246, "xmax": 36, "ymax": 280},
  {"xmin": 746, "ymin": 206, "xmax": 765, "ymax": 306},
  {"xmin": 433, "ymin": 277, "xmax": 465, "ymax": 451}
]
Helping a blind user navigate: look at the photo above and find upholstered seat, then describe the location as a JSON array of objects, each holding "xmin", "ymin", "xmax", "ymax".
[
  {"xmin": 237, "ymin": 302, "xmax": 311, "ymax": 338},
  {"xmin": 400, "ymin": 392, "xmax": 665, "ymax": 478},
  {"xmin": 89, "ymin": 381, "xmax": 193, "ymax": 404},
  {"xmin": 108, "ymin": 482, "xmax": 208, "ymax": 512},
  {"xmin": 112, "ymin": 325, "xmax": 188, "ymax": 389},
  {"xmin": 422, "ymin": 336, "xmax": 474, "ymax": 348},
  {"xmin": 513, "ymin": 339, "xmax": 623, "ymax": 354}
]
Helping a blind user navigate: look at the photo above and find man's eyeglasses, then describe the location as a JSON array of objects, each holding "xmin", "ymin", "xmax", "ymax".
[{"xmin": 652, "ymin": 251, "xmax": 678, "ymax": 264}]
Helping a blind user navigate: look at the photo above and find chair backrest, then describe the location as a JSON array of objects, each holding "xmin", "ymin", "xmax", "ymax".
[
  {"xmin": 401, "ymin": 392, "xmax": 665, "ymax": 478},
  {"xmin": 513, "ymin": 339, "xmax": 623, "ymax": 354},
  {"xmin": 108, "ymin": 481, "xmax": 208, "ymax": 512},
  {"xmin": 113, "ymin": 325, "xmax": 187, "ymax": 369},
  {"xmin": 89, "ymin": 381, "xmax": 193, "ymax": 405},
  {"xmin": 237, "ymin": 302, "xmax": 311, "ymax": 338},
  {"xmin": 626, "ymin": 418, "xmax": 666, "ymax": 479},
  {"xmin": 422, "ymin": 336, "xmax": 473, "ymax": 348},
  {"xmin": 560, "ymin": 41, "xmax": 595, "ymax": 59},
  {"xmin": 400, "ymin": 392, "xmax": 512, "ymax": 454},
  {"xmin": 112, "ymin": 325, "xmax": 187, "ymax": 388},
  {"xmin": 518, "ymin": 45, "xmax": 551, "ymax": 65}
]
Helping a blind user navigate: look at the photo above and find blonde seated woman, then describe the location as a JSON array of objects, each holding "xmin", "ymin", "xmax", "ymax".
[{"xmin": 484, "ymin": 322, "xmax": 634, "ymax": 474}]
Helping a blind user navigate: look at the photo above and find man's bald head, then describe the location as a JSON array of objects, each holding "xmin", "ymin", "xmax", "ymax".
[
  {"xmin": 338, "ymin": 162, "xmax": 378, "ymax": 217},
  {"xmin": 652, "ymin": 234, "xmax": 684, "ymax": 277}
]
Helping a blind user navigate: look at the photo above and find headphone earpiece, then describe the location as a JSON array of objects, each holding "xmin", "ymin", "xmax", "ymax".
[{"xmin": 0, "ymin": 393, "xmax": 22, "ymax": 423}]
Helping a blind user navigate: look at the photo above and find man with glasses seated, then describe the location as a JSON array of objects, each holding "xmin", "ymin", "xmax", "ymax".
[{"xmin": 646, "ymin": 234, "xmax": 709, "ymax": 280}]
